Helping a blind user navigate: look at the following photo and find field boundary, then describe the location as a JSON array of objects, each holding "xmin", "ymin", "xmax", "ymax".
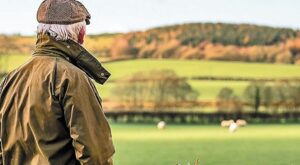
[{"xmin": 105, "ymin": 111, "xmax": 300, "ymax": 124}]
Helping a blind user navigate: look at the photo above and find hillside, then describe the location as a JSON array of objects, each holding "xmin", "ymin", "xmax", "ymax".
[
  {"xmin": 1, "ymin": 23, "xmax": 300, "ymax": 64},
  {"xmin": 139, "ymin": 23, "xmax": 297, "ymax": 46},
  {"xmin": 111, "ymin": 23, "xmax": 300, "ymax": 64}
]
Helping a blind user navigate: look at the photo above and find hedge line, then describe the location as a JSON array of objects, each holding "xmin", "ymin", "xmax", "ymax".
[{"xmin": 105, "ymin": 111, "xmax": 300, "ymax": 124}]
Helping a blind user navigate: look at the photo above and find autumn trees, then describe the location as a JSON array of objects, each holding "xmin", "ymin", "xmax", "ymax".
[
  {"xmin": 110, "ymin": 23, "xmax": 300, "ymax": 64},
  {"xmin": 216, "ymin": 81, "xmax": 300, "ymax": 115},
  {"xmin": 111, "ymin": 70, "xmax": 199, "ymax": 110}
]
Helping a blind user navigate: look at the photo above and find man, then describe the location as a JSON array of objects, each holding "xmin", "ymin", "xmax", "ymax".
[{"xmin": 0, "ymin": 0, "xmax": 115, "ymax": 164}]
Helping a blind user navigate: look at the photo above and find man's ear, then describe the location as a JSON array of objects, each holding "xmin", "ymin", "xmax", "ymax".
[{"xmin": 78, "ymin": 27, "xmax": 86, "ymax": 44}]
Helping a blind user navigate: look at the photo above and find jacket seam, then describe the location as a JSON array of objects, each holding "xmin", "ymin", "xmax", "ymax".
[
  {"xmin": 0, "ymin": 76, "xmax": 8, "ymax": 96},
  {"xmin": 50, "ymin": 58, "xmax": 59, "ymax": 101}
]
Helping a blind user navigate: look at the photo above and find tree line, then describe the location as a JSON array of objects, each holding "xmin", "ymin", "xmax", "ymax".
[
  {"xmin": 111, "ymin": 70, "xmax": 300, "ymax": 117},
  {"xmin": 217, "ymin": 81, "xmax": 300, "ymax": 115},
  {"xmin": 111, "ymin": 70, "xmax": 199, "ymax": 110}
]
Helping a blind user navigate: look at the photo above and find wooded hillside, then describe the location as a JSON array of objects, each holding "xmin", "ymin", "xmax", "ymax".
[
  {"xmin": 111, "ymin": 23, "xmax": 300, "ymax": 64},
  {"xmin": 1, "ymin": 23, "xmax": 300, "ymax": 64}
]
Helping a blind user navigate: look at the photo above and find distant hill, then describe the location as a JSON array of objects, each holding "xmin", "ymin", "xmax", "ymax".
[
  {"xmin": 1, "ymin": 23, "xmax": 300, "ymax": 64},
  {"xmin": 146, "ymin": 23, "xmax": 297, "ymax": 46},
  {"xmin": 111, "ymin": 23, "xmax": 300, "ymax": 64}
]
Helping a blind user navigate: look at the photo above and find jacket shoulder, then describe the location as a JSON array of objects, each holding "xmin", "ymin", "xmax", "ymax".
[
  {"xmin": 54, "ymin": 57, "xmax": 93, "ymax": 91},
  {"xmin": 55, "ymin": 57, "xmax": 88, "ymax": 78}
]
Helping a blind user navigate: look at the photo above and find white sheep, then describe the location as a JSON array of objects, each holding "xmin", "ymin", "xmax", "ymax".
[
  {"xmin": 221, "ymin": 120, "xmax": 234, "ymax": 127},
  {"xmin": 229, "ymin": 122, "xmax": 238, "ymax": 133},
  {"xmin": 157, "ymin": 121, "xmax": 166, "ymax": 130},
  {"xmin": 236, "ymin": 119, "xmax": 247, "ymax": 127}
]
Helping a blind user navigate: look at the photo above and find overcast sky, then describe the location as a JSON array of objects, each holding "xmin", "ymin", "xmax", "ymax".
[{"xmin": 0, "ymin": 0, "xmax": 299, "ymax": 35}]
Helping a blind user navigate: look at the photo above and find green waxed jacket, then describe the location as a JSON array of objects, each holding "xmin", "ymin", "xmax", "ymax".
[{"xmin": 0, "ymin": 33, "xmax": 115, "ymax": 165}]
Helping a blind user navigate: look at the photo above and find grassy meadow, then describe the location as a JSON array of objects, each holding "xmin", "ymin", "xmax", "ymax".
[
  {"xmin": 1, "ymin": 54, "xmax": 31, "ymax": 72},
  {"xmin": 111, "ymin": 124, "xmax": 300, "ymax": 165},
  {"xmin": 103, "ymin": 59, "xmax": 300, "ymax": 80}
]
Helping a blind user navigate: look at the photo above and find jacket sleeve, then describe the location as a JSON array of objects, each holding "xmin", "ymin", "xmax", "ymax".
[
  {"xmin": 0, "ymin": 76, "xmax": 8, "ymax": 165},
  {"xmin": 59, "ymin": 73, "xmax": 115, "ymax": 165},
  {"xmin": 0, "ymin": 76, "xmax": 8, "ymax": 95}
]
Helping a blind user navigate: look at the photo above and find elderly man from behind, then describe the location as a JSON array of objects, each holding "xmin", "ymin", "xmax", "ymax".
[{"xmin": 0, "ymin": 0, "xmax": 115, "ymax": 164}]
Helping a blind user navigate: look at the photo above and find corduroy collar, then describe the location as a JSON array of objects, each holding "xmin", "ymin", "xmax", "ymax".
[{"xmin": 33, "ymin": 33, "xmax": 111, "ymax": 85}]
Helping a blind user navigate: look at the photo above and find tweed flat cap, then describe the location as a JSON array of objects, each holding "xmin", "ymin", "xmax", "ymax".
[{"xmin": 37, "ymin": 0, "xmax": 91, "ymax": 25}]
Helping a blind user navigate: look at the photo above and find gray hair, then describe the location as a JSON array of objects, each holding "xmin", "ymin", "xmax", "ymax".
[{"xmin": 37, "ymin": 21, "xmax": 86, "ymax": 42}]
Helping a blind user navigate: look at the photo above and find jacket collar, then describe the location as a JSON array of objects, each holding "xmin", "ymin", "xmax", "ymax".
[{"xmin": 33, "ymin": 33, "xmax": 111, "ymax": 85}]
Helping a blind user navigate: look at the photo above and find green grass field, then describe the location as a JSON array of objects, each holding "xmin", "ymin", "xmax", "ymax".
[
  {"xmin": 111, "ymin": 124, "xmax": 300, "ymax": 165},
  {"xmin": 103, "ymin": 59, "xmax": 300, "ymax": 80},
  {"xmin": 1, "ymin": 54, "xmax": 31, "ymax": 72},
  {"xmin": 4, "ymin": 55, "xmax": 300, "ymax": 79}
]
